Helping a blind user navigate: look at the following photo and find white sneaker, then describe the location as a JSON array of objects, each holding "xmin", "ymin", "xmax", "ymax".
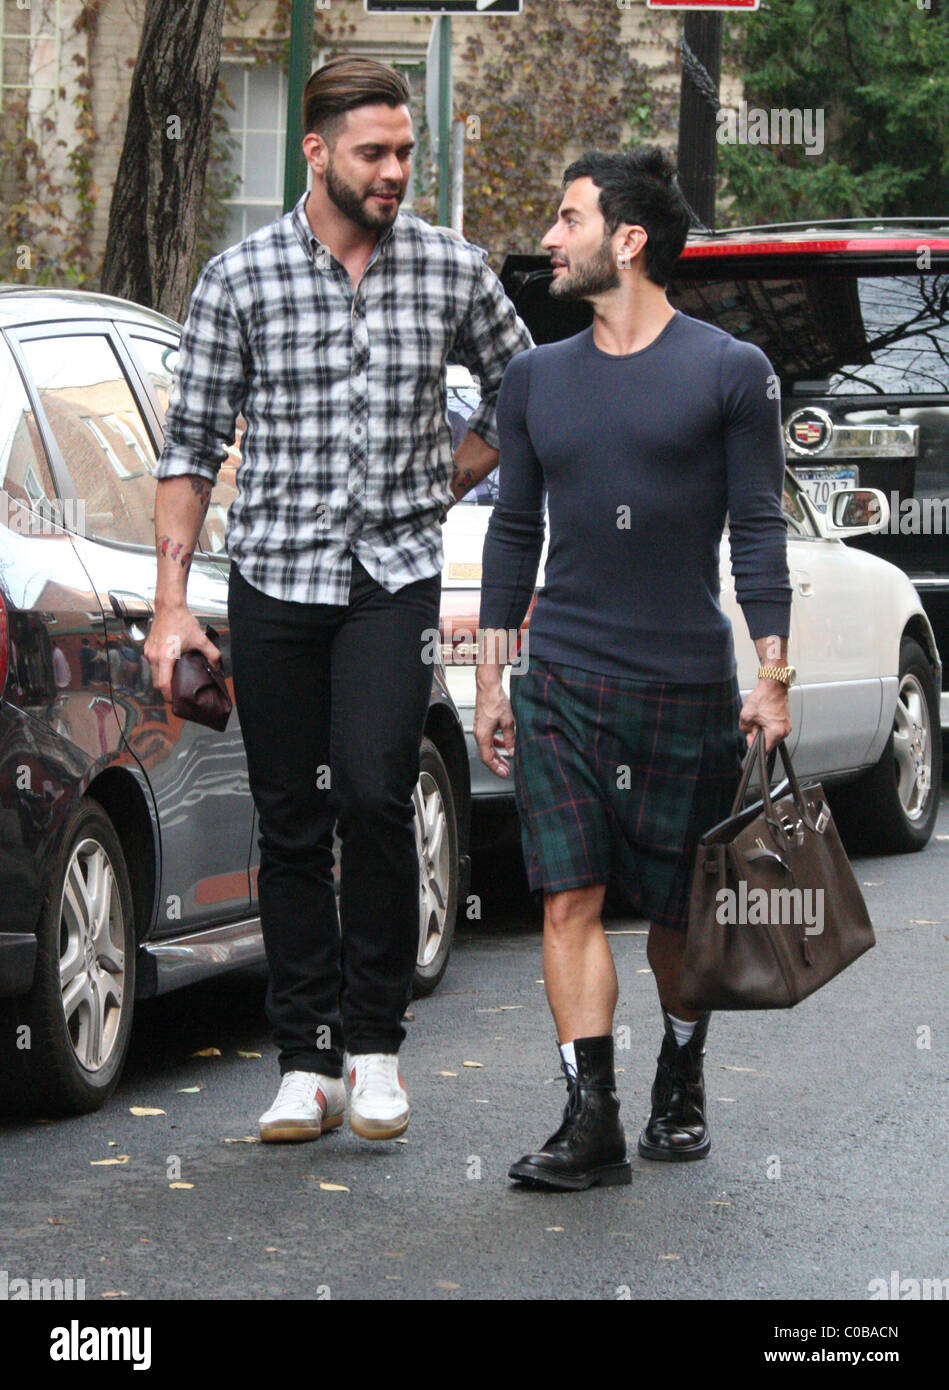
[
  {"xmin": 345, "ymin": 1052, "xmax": 409, "ymax": 1140},
  {"xmin": 258, "ymin": 1070, "xmax": 346, "ymax": 1143}
]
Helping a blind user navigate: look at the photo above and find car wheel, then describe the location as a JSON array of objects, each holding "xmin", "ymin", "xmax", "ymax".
[
  {"xmin": 831, "ymin": 638, "xmax": 942, "ymax": 854},
  {"xmin": 412, "ymin": 737, "xmax": 459, "ymax": 998},
  {"xmin": 0, "ymin": 799, "xmax": 136, "ymax": 1115}
]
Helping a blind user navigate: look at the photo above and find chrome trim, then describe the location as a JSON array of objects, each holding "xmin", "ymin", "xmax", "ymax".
[
  {"xmin": 909, "ymin": 576, "xmax": 949, "ymax": 590},
  {"xmin": 140, "ymin": 917, "xmax": 264, "ymax": 995}
]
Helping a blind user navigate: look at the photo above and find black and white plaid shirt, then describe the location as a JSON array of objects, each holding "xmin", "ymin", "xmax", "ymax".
[{"xmin": 155, "ymin": 193, "xmax": 533, "ymax": 604}]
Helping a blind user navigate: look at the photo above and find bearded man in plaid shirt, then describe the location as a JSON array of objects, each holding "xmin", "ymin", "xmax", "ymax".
[
  {"xmin": 146, "ymin": 57, "xmax": 531, "ymax": 1145},
  {"xmin": 475, "ymin": 148, "xmax": 793, "ymax": 1190}
]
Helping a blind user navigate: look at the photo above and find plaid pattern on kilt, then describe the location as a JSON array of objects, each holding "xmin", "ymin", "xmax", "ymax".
[{"xmin": 510, "ymin": 657, "xmax": 746, "ymax": 929}]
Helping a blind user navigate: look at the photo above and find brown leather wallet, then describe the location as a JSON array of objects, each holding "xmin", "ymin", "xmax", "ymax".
[{"xmin": 170, "ymin": 627, "xmax": 232, "ymax": 732}]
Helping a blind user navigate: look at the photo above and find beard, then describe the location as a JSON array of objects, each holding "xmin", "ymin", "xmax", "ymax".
[
  {"xmin": 549, "ymin": 236, "xmax": 620, "ymax": 300},
  {"xmin": 325, "ymin": 156, "xmax": 403, "ymax": 232}
]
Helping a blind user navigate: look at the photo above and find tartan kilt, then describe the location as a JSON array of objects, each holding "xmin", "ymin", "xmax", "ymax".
[{"xmin": 510, "ymin": 656, "xmax": 745, "ymax": 930}]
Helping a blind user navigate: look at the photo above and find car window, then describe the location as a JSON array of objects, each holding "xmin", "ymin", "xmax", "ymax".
[
  {"xmin": 782, "ymin": 469, "xmax": 816, "ymax": 537},
  {"xmin": 448, "ymin": 385, "xmax": 499, "ymax": 505},
  {"xmin": 130, "ymin": 332, "xmax": 239, "ymax": 556},
  {"xmin": 0, "ymin": 341, "xmax": 61, "ymax": 533},
  {"xmin": 669, "ymin": 270, "xmax": 949, "ymax": 396},
  {"xmin": 18, "ymin": 333, "xmax": 159, "ymax": 548}
]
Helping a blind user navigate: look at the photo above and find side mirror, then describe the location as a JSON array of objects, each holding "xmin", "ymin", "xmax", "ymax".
[{"xmin": 823, "ymin": 487, "xmax": 890, "ymax": 537}]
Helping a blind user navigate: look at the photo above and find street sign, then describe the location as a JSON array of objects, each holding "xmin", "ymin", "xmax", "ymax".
[
  {"xmin": 647, "ymin": 1, "xmax": 759, "ymax": 8},
  {"xmin": 366, "ymin": 1, "xmax": 521, "ymax": 13},
  {"xmin": 644, "ymin": 1, "xmax": 755, "ymax": 8}
]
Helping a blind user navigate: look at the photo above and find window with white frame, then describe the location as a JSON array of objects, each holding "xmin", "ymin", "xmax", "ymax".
[{"xmin": 0, "ymin": 0, "xmax": 62, "ymax": 112}]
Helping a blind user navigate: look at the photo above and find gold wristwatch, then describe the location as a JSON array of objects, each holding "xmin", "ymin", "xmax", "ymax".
[{"xmin": 757, "ymin": 663, "xmax": 796, "ymax": 687}]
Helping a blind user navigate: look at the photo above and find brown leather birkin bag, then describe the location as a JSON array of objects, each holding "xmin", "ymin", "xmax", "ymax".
[{"xmin": 680, "ymin": 730, "xmax": 875, "ymax": 1010}]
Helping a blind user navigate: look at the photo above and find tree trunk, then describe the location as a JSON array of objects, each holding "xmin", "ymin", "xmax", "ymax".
[{"xmin": 100, "ymin": 0, "xmax": 226, "ymax": 321}]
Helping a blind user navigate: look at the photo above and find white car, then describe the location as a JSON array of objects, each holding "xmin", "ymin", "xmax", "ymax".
[{"xmin": 440, "ymin": 365, "xmax": 943, "ymax": 856}]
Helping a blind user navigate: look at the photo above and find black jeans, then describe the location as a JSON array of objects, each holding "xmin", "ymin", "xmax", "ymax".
[{"xmin": 228, "ymin": 558, "xmax": 441, "ymax": 1075}]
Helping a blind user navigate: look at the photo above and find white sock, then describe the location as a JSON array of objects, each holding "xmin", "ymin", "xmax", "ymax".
[
  {"xmin": 668, "ymin": 1014, "xmax": 697, "ymax": 1048},
  {"xmin": 559, "ymin": 1040, "xmax": 577, "ymax": 1079}
]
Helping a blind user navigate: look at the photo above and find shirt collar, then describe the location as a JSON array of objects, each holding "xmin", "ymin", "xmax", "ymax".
[{"xmin": 290, "ymin": 190, "xmax": 398, "ymax": 265}]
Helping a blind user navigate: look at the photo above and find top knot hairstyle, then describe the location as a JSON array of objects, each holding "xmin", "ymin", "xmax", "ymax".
[
  {"xmin": 562, "ymin": 147, "xmax": 692, "ymax": 288},
  {"xmin": 302, "ymin": 56, "xmax": 411, "ymax": 144}
]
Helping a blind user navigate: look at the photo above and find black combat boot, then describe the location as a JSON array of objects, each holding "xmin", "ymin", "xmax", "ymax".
[
  {"xmin": 509, "ymin": 1035, "xmax": 632, "ymax": 1190},
  {"xmin": 637, "ymin": 1009, "xmax": 711, "ymax": 1161}
]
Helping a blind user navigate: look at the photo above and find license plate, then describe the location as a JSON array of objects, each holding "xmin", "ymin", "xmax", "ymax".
[{"xmin": 794, "ymin": 466, "xmax": 858, "ymax": 513}]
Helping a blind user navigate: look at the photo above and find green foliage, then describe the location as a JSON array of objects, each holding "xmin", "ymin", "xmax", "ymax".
[
  {"xmin": 455, "ymin": 2, "xmax": 677, "ymax": 264},
  {"xmin": 719, "ymin": 0, "xmax": 949, "ymax": 224}
]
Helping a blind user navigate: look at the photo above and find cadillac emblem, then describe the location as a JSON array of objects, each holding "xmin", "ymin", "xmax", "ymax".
[{"xmin": 784, "ymin": 407, "xmax": 834, "ymax": 456}]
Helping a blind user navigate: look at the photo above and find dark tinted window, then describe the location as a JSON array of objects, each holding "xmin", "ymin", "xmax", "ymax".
[{"xmin": 669, "ymin": 271, "xmax": 949, "ymax": 396}]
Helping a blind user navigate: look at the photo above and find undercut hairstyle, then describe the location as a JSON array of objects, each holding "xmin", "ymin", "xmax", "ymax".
[
  {"xmin": 302, "ymin": 56, "xmax": 411, "ymax": 144},
  {"xmin": 562, "ymin": 147, "xmax": 692, "ymax": 288}
]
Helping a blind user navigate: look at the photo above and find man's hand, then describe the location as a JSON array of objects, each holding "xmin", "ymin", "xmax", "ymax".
[
  {"xmin": 144, "ymin": 603, "xmax": 221, "ymax": 704},
  {"xmin": 739, "ymin": 679, "xmax": 792, "ymax": 753},
  {"xmin": 474, "ymin": 674, "xmax": 515, "ymax": 778}
]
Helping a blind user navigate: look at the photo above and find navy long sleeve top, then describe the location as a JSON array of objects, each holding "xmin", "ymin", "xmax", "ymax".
[{"xmin": 479, "ymin": 312, "xmax": 792, "ymax": 683}]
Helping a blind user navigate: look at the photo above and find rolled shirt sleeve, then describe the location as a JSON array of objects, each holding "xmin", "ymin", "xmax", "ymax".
[
  {"xmin": 155, "ymin": 259, "xmax": 250, "ymax": 486},
  {"xmin": 451, "ymin": 249, "xmax": 534, "ymax": 450}
]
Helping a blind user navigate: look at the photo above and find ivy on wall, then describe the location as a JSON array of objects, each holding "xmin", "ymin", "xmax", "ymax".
[
  {"xmin": 0, "ymin": 0, "xmax": 101, "ymax": 285},
  {"xmin": 454, "ymin": 1, "xmax": 678, "ymax": 265}
]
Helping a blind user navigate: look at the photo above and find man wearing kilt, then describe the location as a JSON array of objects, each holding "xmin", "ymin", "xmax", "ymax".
[{"xmin": 475, "ymin": 148, "xmax": 793, "ymax": 1190}]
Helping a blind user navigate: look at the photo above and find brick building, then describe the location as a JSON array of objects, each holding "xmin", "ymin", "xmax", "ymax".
[{"xmin": 0, "ymin": 0, "xmax": 740, "ymax": 281}]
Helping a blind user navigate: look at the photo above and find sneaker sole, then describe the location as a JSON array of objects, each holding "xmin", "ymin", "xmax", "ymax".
[
  {"xmin": 349, "ymin": 1109, "xmax": 409, "ymax": 1141},
  {"xmin": 508, "ymin": 1160, "xmax": 632, "ymax": 1191},
  {"xmin": 259, "ymin": 1113, "xmax": 344, "ymax": 1144}
]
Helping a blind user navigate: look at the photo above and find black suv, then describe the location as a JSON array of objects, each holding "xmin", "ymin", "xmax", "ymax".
[{"xmin": 502, "ymin": 219, "xmax": 949, "ymax": 732}]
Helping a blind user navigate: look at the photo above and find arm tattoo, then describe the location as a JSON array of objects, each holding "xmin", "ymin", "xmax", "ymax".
[
  {"xmin": 189, "ymin": 476, "xmax": 212, "ymax": 510},
  {"xmin": 158, "ymin": 536, "xmax": 194, "ymax": 572},
  {"xmin": 452, "ymin": 467, "xmax": 476, "ymax": 496}
]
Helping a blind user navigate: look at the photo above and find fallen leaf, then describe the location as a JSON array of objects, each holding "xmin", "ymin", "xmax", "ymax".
[
  {"xmin": 129, "ymin": 1106, "xmax": 165, "ymax": 1117},
  {"xmin": 395, "ymin": 1137, "xmax": 409, "ymax": 1144},
  {"xmin": 462, "ymin": 1061, "xmax": 483, "ymax": 1069},
  {"xmin": 436, "ymin": 1070, "xmax": 458, "ymax": 1077},
  {"xmin": 535, "ymin": 979, "xmax": 544, "ymax": 984},
  {"xmin": 384, "ymin": 1274, "xmax": 400, "ymax": 1281},
  {"xmin": 169, "ymin": 1182, "xmax": 194, "ymax": 1190},
  {"xmin": 223, "ymin": 1136, "xmax": 259, "ymax": 1144},
  {"xmin": 265, "ymin": 1247, "xmax": 281, "ymax": 1253},
  {"xmin": 658, "ymin": 1254, "xmax": 681, "ymax": 1261},
  {"xmin": 435, "ymin": 1280, "xmax": 460, "ymax": 1291},
  {"xmin": 710, "ymin": 1200, "xmax": 732, "ymax": 1207},
  {"xmin": 935, "ymin": 835, "xmax": 949, "ymax": 842},
  {"xmin": 472, "ymin": 1098, "xmax": 488, "ymax": 1104},
  {"xmin": 319, "ymin": 1182, "xmax": 349, "ymax": 1192},
  {"xmin": 716, "ymin": 1097, "xmax": 736, "ymax": 1103},
  {"xmin": 863, "ymin": 881, "xmax": 883, "ymax": 886},
  {"xmin": 192, "ymin": 1047, "xmax": 222, "ymax": 1058},
  {"xmin": 178, "ymin": 1087, "xmax": 202, "ymax": 1094},
  {"xmin": 720, "ymin": 1066, "xmax": 757, "ymax": 1074},
  {"xmin": 90, "ymin": 1155, "xmax": 130, "ymax": 1166},
  {"xmin": 235, "ymin": 1051, "xmax": 261, "ymax": 1059},
  {"xmin": 101, "ymin": 1291, "xmax": 127, "ymax": 1299},
  {"xmin": 636, "ymin": 968, "xmax": 652, "ymax": 974},
  {"xmin": 910, "ymin": 919, "xmax": 939, "ymax": 925},
  {"xmin": 476, "ymin": 1005, "xmax": 523, "ymax": 1013},
  {"xmin": 107, "ymin": 1141, "xmax": 117, "ymax": 1147},
  {"xmin": 384, "ymin": 1251, "xmax": 405, "ymax": 1259},
  {"xmin": 47, "ymin": 1217, "xmax": 65, "ymax": 1226},
  {"xmin": 545, "ymin": 1226, "xmax": 564, "ymax": 1232},
  {"xmin": 616, "ymin": 1067, "xmax": 625, "ymax": 1074}
]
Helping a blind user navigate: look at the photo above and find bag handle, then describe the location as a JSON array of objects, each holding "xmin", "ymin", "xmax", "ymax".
[{"xmin": 731, "ymin": 729, "xmax": 819, "ymax": 837}]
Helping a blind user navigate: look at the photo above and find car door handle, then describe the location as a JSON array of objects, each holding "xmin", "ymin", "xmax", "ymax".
[
  {"xmin": 108, "ymin": 590, "xmax": 154, "ymax": 623},
  {"xmin": 797, "ymin": 579, "xmax": 814, "ymax": 597}
]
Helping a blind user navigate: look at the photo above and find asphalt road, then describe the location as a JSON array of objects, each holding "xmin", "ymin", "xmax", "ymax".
[{"xmin": 1, "ymin": 785, "xmax": 947, "ymax": 1304}]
